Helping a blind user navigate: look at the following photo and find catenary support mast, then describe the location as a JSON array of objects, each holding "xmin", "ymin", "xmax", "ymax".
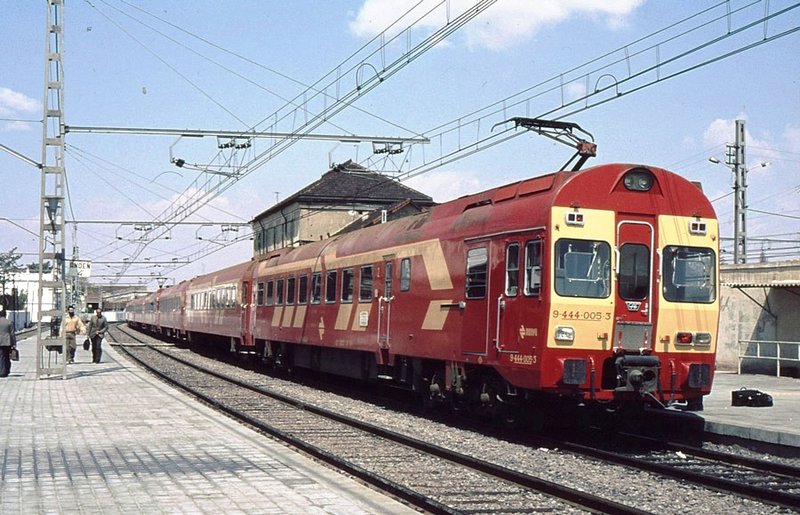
[{"xmin": 36, "ymin": 0, "xmax": 68, "ymax": 379}]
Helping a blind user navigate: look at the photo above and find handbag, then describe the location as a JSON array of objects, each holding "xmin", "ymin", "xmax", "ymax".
[
  {"xmin": 10, "ymin": 348, "xmax": 19, "ymax": 361},
  {"xmin": 732, "ymin": 387, "xmax": 773, "ymax": 407},
  {"xmin": 83, "ymin": 338, "xmax": 90, "ymax": 350}
]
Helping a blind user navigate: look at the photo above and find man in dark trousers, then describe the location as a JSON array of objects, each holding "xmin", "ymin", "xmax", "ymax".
[
  {"xmin": 61, "ymin": 305, "xmax": 85, "ymax": 364},
  {"xmin": 85, "ymin": 307, "xmax": 108, "ymax": 364},
  {"xmin": 0, "ymin": 309, "xmax": 17, "ymax": 377}
]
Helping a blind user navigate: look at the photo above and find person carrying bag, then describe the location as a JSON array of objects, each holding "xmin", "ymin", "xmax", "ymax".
[
  {"xmin": 85, "ymin": 307, "xmax": 109, "ymax": 364},
  {"xmin": 0, "ymin": 309, "xmax": 17, "ymax": 377}
]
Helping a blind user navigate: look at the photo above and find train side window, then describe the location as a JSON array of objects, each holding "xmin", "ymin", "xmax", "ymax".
[
  {"xmin": 505, "ymin": 243, "xmax": 520, "ymax": 296},
  {"xmin": 341, "ymin": 268, "xmax": 355, "ymax": 303},
  {"xmin": 256, "ymin": 281, "xmax": 267, "ymax": 306},
  {"xmin": 325, "ymin": 270, "xmax": 338, "ymax": 303},
  {"xmin": 524, "ymin": 240, "xmax": 542, "ymax": 296},
  {"xmin": 276, "ymin": 278, "xmax": 285, "ymax": 305},
  {"xmin": 466, "ymin": 247, "xmax": 488, "ymax": 299},
  {"xmin": 384, "ymin": 262, "xmax": 393, "ymax": 298},
  {"xmin": 359, "ymin": 265, "xmax": 373, "ymax": 302},
  {"xmin": 266, "ymin": 280, "xmax": 274, "ymax": 306},
  {"xmin": 311, "ymin": 272, "xmax": 322, "ymax": 304},
  {"xmin": 286, "ymin": 276, "xmax": 296, "ymax": 305},
  {"xmin": 298, "ymin": 275, "xmax": 308, "ymax": 304},
  {"xmin": 400, "ymin": 258, "xmax": 411, "ymax": 292}
]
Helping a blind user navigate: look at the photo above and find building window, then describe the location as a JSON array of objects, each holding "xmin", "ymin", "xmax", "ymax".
[
  {"xmin": 325, "ymin": 270, "xmax": 338, "ymax": 303},
  {"xmin": 359, "ymin": 265, "xmax": 373, "ymax": 302}
]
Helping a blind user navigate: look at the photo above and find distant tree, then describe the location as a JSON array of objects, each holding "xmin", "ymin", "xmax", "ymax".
[{"xmin": 0, "ymin": 248, "xmax": 24, "ymax": 310}]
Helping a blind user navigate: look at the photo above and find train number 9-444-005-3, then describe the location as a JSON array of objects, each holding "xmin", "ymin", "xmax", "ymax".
[{"xmin": 552, "ymin": 310, "xmax": 611, "ymax": 321}]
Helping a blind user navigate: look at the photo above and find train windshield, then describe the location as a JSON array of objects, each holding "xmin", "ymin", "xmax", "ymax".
[
  {"xmin": 662, "ymin": 246, "xmax": 716, "ymax": 303},
  {"xmin": 554, "ymin": 239, "xmax": 611, "ymax": 298}
]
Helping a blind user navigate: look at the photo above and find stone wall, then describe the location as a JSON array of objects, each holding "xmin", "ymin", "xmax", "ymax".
[{"xmin": 718, "ymin": 260, "xmax": 800, "ymax": 376}]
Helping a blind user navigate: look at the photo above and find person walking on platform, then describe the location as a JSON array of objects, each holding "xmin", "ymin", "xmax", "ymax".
[
  {"xmin": 60, "ymin": 306, "xmax": 85, "ymax": 364},
  {"xmin": 86, "ymin": 307, "xmax": 108, "ymax": 364},
  {"xmin": 0, "ymin": 309, "xmax": 17, "ymax": 378}
]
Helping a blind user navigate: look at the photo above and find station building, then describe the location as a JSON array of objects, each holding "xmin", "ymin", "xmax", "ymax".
[{"xmin": 250, "ymin": 160, "xmax": 436, "ymax": 258}]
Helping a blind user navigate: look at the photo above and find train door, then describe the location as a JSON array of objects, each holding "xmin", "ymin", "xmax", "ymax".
[
  {"xmin": 377, "ymin": 259, "xmax": 394, "ymax": 362},
  {"xmin": 241, "ymin": 280, "xmax": 253, "ymax": 347},
  {"xmin": 462, "ymin": 241, "xmax": 497, "ymax": 355},
  {"xmin": 494, "ymin": 236, "xmax": 543, "ymax": 355},
  {"xmin": 613, "ymin": 218, "xmax": 656, "ymax": 351}
]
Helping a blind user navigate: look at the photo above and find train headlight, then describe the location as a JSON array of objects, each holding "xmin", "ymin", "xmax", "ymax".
[
  {"xmin": 555, "ymin": 326, "xmax": 575, "ymax": 343},
  {"xmin": 676, "ymin": 332, "xmax": 693, "ymax": 345},
  {"xmin": 623, "ymin": 169, "xmax": 654, "ymax": 191},
  {"xmin": 694, "ymin": 332, "xmax": 712, "ymax": 345}
]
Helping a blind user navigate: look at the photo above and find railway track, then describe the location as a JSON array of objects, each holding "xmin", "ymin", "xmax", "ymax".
[
  {"xmin": 110, "ymin": 327, "xmax": 643, "ymax": 514},
  {"xmin": 539, "ymin": 433, "xmax": 800, "ymax": 511},
  {"xmin": 112, "ymin": 325, "xmax": 800, "ymax": 513}
]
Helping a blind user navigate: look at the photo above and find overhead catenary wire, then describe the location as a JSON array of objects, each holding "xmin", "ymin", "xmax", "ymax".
[
  {"xmin": 100, "ymin": 1, "xmax": 498, "ymax": 284},
  {"xmin": 60, "ymin": 1, "xmax": 800, "ymax": 282},
  {"xmin": 232, "ymin": 0, "xmax": 800, "ymax": 256},
  {"xmin": 105, "ymin": 0, "xmax": 422, "ymax": 139}
]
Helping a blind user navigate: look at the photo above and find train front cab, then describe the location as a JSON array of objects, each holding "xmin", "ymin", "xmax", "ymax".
[{"xmin": 539, "ymin": 169, "xmax": 719, "ymax": 408}]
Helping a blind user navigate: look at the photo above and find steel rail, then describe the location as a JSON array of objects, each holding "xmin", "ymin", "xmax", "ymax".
[{"xmin": 112, "ymin": 326, "xmax": 645, "ymax": 515}]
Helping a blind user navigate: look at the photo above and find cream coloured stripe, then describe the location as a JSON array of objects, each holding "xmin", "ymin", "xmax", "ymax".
[{"xmin": 421, "ymin": 300, "xmax": 453, "ymax": 330}]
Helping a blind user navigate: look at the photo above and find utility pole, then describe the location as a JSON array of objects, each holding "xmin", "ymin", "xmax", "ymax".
[
  {"xmin": 729, "ymin": 119, "xmax": 747, "ymax": 264},
  {"xmin": 36, "ymin": 0, "xmax": 68, "ymax": 379}
]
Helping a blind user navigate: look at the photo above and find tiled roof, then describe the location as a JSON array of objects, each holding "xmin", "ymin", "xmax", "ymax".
[{"xmin": 252, "ymin": 160, "xmax": 433, "ymax": 221}]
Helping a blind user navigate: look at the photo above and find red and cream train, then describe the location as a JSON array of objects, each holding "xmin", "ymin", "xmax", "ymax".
[{"xmin": 127, "ymin": 162, "xmax": 719, "ymax": 413}]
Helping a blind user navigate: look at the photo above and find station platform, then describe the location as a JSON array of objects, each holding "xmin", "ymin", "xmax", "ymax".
[
  {"xmin": 2, "ymin": 336, "xmax": 797, "ymax": 514},
  {"xmin": 698, "ymin": 370, "xmax": 800, "ymax": 448},
  {"xmin": 0, "ymin": 336, "xmax": 416, "ymax": 514}
]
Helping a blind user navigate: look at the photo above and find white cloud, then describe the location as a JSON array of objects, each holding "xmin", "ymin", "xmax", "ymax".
[
  {"xmin": 0, "ymin": 87, "xmax": 40, "ymax": 116},
  {"xmin": 703, "ymin": 116, "xmax": 783, "ymax": 167},
  {"xmin": 565, "ymin": 81, "xmax": 587, "ymax": 102},
  {"xmin": 0, "ymin": 87, "xmax": 40, "ymax": 132},
  {"xmin": 349, "ymin": 0, "xmax": 644, "ymax": 51},
  {"xmin": 782, "ymin": 124, "xmax": 800, "ymax": 154}
]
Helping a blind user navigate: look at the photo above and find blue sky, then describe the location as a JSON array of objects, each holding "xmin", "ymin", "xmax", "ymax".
[{"xmin": 1, "ymin": 0, "xmax": 799, "ymax": 288}]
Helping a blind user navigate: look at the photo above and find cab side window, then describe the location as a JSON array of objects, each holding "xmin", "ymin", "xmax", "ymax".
[
  {"xmin": 466, "ymin": 247, "xmax": 487, "ymax": 299},
  {"xmin": 524, "ymin": 240, "xmax": 542, "ymax": 296},
  {"xmin": 505, "ymin": 243, "xmax": 520, "ymax": 296}
]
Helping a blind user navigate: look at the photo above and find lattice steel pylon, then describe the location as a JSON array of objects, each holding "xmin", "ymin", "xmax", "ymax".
[{"xmin": 36, "ymin": 0, "xmax": 68, "ymax": 379}]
